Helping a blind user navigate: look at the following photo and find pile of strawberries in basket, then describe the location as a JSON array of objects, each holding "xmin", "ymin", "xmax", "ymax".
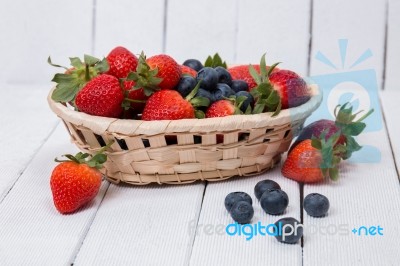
[{"xmin": 49, "ymin": 46, "xmax": 312, "ymax": 120}]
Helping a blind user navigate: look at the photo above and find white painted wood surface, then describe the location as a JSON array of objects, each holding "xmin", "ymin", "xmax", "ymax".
[
  {"xmin": 0, "ymin": 85, "xmax": 58, "ymax": 201},
  {"xmin": 94, "ymin": 0, "xmax": 165, "ymax": 58},
  {"xmin": 310, "ymin": 0, "xmax": 386, "ymax": 88},
  {"xmin": 385, "ymin": 0, "xmax": 400, "ymax": 90},
  {"xmin": 381, "ymin": 90, "xmax": 400, "ymax": 174},
  {"xmin": 0, "ymin": 0, "xmax": 93, "ymax": 85},
  {"xmin": 236, "ymin": 0, "xmax": 311, "ymax": 75}
]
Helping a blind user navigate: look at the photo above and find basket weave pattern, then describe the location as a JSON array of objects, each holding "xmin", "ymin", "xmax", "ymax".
[{"xmin": 49, "ymin": 85, "xmax": 322, "ymax": 185}]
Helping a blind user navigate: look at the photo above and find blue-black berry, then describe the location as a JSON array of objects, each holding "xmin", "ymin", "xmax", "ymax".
[
  {"xmin": 303, "ymin": 193, "xmax": 330, "ymax": 217},
  {"xmin": 215, "ymin": 66, "xmax": 233, "ymax": 86},
  {"xmin": 183, "ymin": 59, "xmax": 204, "ymax": 72},
  {"xmin": 213, "ymin": 83, "xmax": 235, "ymax": 101},
  {"xmin": 274, "ymin": 217, "xmax": 303, "ymax": 244},
  {"xmin": 236, "ymin": 91, "xmax": 254, "ymax": 112},
  {"xmin": 175, "ymin": 76, "xmax": 196, "ymax": 97},
  {"xmin": 224, "ymin": 191, "xmax": 252, "ymax": 212},
  {"xmin": 254, "ymin": 179, "xmax": 281, "ymax": 201},
  {"xmin": 230, "ymin": 80, "xmax": 249, "ymax": 93},
  {"xmin": 196, "ymin": 67, "xmax": 218, "ymax": 91},
  {"xmin": 230, "ymin": 201, "xmax": 254, "ymax": 224},
  {"xmin": 260, "ymin": 189, "xmax": 289, "ymax": 215}
]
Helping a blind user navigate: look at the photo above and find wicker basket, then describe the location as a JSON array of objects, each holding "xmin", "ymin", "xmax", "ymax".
[{"xmin": 48, "ymin": 85, "xmax": 322, "ymax": 185}]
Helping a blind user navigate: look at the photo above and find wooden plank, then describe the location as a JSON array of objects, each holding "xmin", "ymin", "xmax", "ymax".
[
  {"xmin": 73, "ymin": 182, "xmax": 205, "ymax": 265},
  {"xmin": 236, "ymin": 0, "xmax": 311, "ymax": 75},
  {"xmin": 94, "ymin": 0, "xmax": 165, "ymax": 58},
  {"xmin": 165, "ymin": 0, "xmax": 237, "ymax": 64},
  {"xmin": 310, "ymin": 0, "xmax": 386, "ymax": 87},
  {"xmin": 385, "ymin": 0, "xmax": 400, "ymax": 90},
  {"xmin": 189, "ymin": 168, "xmax": 302, "ymax": 266},
  {"xmin": 0, "ymin": 124, "xmax": 110, "ymax": 265},
  {"xmin": 0, "ymin": 85, "xmax": 59, "ymax": 202},
  {"xmin": 0, "ymin": 0, "xmax": 93, "ymax": 85},
  {"xmin": 381, "ymin": 90, "xmax": 400, "ymax": 174}
]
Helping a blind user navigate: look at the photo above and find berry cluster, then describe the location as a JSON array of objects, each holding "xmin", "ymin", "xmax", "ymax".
[{"xmin": 49, "ymin": 47, "xmax": 312, "ymax": 121}]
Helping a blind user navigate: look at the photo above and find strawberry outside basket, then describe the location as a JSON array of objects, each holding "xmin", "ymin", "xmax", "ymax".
[{"xmin": 48, "ymin": 85, "xmax": 322, "ymax": 185}]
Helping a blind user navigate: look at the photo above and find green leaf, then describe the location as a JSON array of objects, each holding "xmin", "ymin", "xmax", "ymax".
[
  {"xmin": 343, "ymin": 122, "xmax": 366, "ymax": 136},
  {"xmin": 249, "ymin": 65, "xmax": 261, "ymax": 85},
  {"xmin": 252, "ymin": 103, "xmax": 265, "ymax": 114},
  {"xmin": 204, "ymin": 56, "xmax": 213, "ymax": 67},
  {"xmin": 266, "ymin": 90, "xmax": 279, "ymax": 106},
  {"xmin": 94, "ymin": 58, "xmax": 110, "ymax": 73},
  {"xmin": 190, "ymin": 96, "xmax": 210, "ymax": 108},
  {"xmin": 271, "ymin": 101, "xmax": 281, "ymax": 117},
  {"xmin": 311, "ymin": 138, "xmax": 322, "ymax": 150},
  {"xmin": 267, "ymin": 62, "xmax": 281, "ymax": 76},
  {"xmin": 244, "ymin": 105, "xmax": 252, "ymax": 114},
  {"xmin": 91, "ymin": 153, "xmax": 107, "ymax": 164},
  {"xmin": 186, "ymin": 81, "xmax": 202, "ymax": 101},
  {"xmin": 329, "ymin": 168, "xmax": 339, "ymax": 181},
  {"xmin": 195, "ymin": 110, "xmax": 205, "ymax": 119},
  {"xmin": 47, "ymin": 56, "xmax": 68, "ymax": 69},
  {"xmin": 256, "ymin": 82, "xmax": 271, "ymax": 95},
  {"xmin": 84, "ymin": 54, "xmax": 100, "ymax": 66},
  {"xmin": 259, "ymin": 53, "xmax": 267, "ymax": 79},
  {"xmin": 51, "ymin": 83, "xmax": 80, "ymax": 102},
  {"xmin": 69, "ymin": 57, "xmax": 84, "ymax": 68}
]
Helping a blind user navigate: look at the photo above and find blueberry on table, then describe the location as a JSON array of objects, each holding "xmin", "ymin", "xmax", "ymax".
[
  {"xmin": 224, "ymin": 191, "xmax": 253, "ymax": 212},
  {"xmin": 303, "ymin": 193, "xmax": 330, "ymax": 217},
  {"xmin": 235, "ymin": 91, "xmax": 254, "ymax": 112},
  {"xmin": 260, "ymin": 189, "xmax": 289, "ymax": 215},
  {"xmin": 215, "ymin": 66, "xmax": 233, "ymax": 86},
  {"xmin": 175, "ymin": 76, "xmax": 196, "ymax": 97},
  {"xmin": 230, "ymin": 201, "xmax": 254, "ymax": 224},
  {"xmin": 183, "ymin": 59, "xmax": 204, "ymax": 72},
  {"xmin": 254, "ymin": 179, "xmax": 281, "ymax": 201},
  {"xmin": 274, "ymin": 217, "xmax": 303, "ymax": 244},
  {"xmin": 196, "ymin": 88, "xmax": 215, "ymax": 103},
  {"xmin": 230, "ymin": 80, "xmax": 249, "ymax": 93},
  {"xmin": 196, "ymin": 67, "xmax": 218, "ymax": 91},
  {"xmin": 213, "ymin": 83, "xmax": 235, "ymax": 101}
]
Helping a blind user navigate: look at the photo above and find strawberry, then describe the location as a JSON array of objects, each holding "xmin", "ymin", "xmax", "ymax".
[
  {"xmin": 141, "ymin": 84, "xmax": 209, "ymax": 121},
  {"xmin": 180, "ymin": 65, "xmax": 197, "ymax": 77},
  {"xmin": 106, "ymin": 46, "xmax": 138, "ymax": 79},
  {"xmin": 122, "ymin": 80, "xmax": 148, "ymax": 114},
  {"xmin": 146, "ymin": 54, "xmax": 181, "ymax": 90},
  {"xmin": 282, "ymin": 133, "xmax": 344, "ymax": 183},
  {"xmin": 290, "ymin": 103, "xmax": 374, "ymax": 159},
  {"xmin": 50, "ymin": 147, "xmax": 110, "ymax": 214},
  {"xmin": 49, "ymin": 55, "xmax": 109, "ymax": 105},
  {"xmin": 75, "ymin": 74, "xmax": 124, "ymax": 118},
  {"xmin": 229, "ymin": 65, "xmax": 260, "ymax": 90},
  {"xmin": 205, "ymin": 95, "xmax": 248, "ymax": 118},
  {"xmin": 269, "ymin": 69, "xmax": 310, "ymax": 109}
]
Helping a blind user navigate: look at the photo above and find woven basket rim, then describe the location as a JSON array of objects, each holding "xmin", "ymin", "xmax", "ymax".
[{"xmin": 47, "ymin": 84, "xmax": 322, "ymax": 136}]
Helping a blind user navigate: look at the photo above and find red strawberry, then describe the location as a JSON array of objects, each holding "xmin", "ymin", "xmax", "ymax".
[
  {"xmin": 228, "ymin": 65, "xmax": 260, "ymax": 90},
  {"xmin": 146, "ymin": 54, "xmax": 181, "ymax": 90},
  {"xmin": 180, "ymin": 65, "xmax": 197, "ymax": 77},
  {"xmin": 206, "ymin": 100, "xmax": 240, "ymax": 118},
  {"xmin": 282, "ymin": 134, "xmax": 343, "ymax": 183},
  {"xmin": 106, "ymin": 46, "xmax": 138, "ymax": 79},
  {"xmin": 75, "ymin": 74, "xmax": 124, "ymax": 118},
  {"xmin": 269, "ymin": 69, "xmax": 310, "ymax": 109},
  {"xmin": 142, "ymin": 85, "xmax": 209, "ymax": 121},
  {"xmin": 289, "ymin": 103, "xmax": 374, "ymax": 159},
  {"xmin": 123, "ymin": 80, "xmax": 148, "ymax": 114},
  {"xmin": 49, "ymin": 55, "xmax": 109, "ymax": 105},
  {"xmin": 50, "ymin": 149, "xmax": 109, "ymax": 214}
]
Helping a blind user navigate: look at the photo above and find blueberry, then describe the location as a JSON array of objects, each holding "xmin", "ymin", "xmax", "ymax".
[
  {"xmin": 303, "ymin": 193, "xmax": 330, "ymax": 217},
  {"xmin": 224, "ymin": 192, "xmax": 252, "ymax": 212},
  {"xmin": 231, "ymin": 80, "xmax": 249, "ymax": 93},
  {"xmin": 260, "ymin": 189, "xmax": 289, "ymax": 215},
  {"xmin": 183, "ymin": 59, "xmax": 204, "ymax": 72},
  {"xmin": 254, "ymin": 179, "xmax": 281, "ymax": 201},
  {"xmin": 175, "ymin": 76, "xmax": 196, "ymax": 97},
  {"xmin": 230, "ymin": 201, "xmax": 254, "ymax": 224},
  {"xmin": 196, "ymin": 88, "xmax": 214, "ymax": 103},
  {"xmin": 196, "ymin": 67, "xmax": 218, "ymax": 91},
  {"xmin": 274, "ymin": 217, "xmax": 303, "ymax": 244},
  {"xmin": 215, "ymin": 66, "xmax": 232, "ymax": 86},
  {"xmin": 235, "ymin": 91, "xmax": 254, "ymax": 112},
  {"xmin": 213, "ymin": 83, "xmax": 235, "ymax": 101}
]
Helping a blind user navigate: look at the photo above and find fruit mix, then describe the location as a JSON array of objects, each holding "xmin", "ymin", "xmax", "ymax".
[{"xmin": 49, "ymin": 47, "xmax": 312, "ymax": 120}]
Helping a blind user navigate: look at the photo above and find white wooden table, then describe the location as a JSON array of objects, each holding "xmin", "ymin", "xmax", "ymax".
[{"xmin": 1, "ymin": 0, "xmax": 400, "ymax": 265}]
